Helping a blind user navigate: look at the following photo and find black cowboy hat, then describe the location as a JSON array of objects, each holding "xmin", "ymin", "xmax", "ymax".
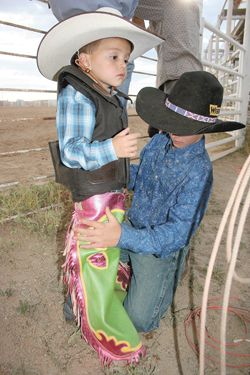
[{"xmin": 136, "ymin": 71, "xmax": 245, "ymax": 135}]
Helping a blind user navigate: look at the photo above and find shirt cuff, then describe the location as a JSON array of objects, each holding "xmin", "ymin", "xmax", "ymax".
[
  {"xmin": 118, "ymin": 223, "xmax": 135, "ymax": 250},
  {"xmin": 117, "ymin": 223, "xmax": 155, "ymax": 254},
  {"xmin": 95, "ymin": 138, "xmax": 118, "ymax": 167}
]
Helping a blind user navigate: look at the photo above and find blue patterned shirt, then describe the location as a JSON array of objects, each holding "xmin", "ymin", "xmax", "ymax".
[
  {"xmin": 56, "ymin": 84, "xmax": 117, "ymax": 171},
  {"xmin": 118, "ymin": 133, "xmax": 213, "ymax": 258}
]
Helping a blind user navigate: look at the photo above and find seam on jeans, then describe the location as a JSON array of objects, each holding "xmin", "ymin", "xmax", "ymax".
[
  {"xmin": 150, "ymin": 252, "xmax": 179, "ymax": 321},
  {"xmin": 151, "ymin": 267, "xmax": 175, "ymax": 319},
  {"xmin": 148, "ymin": 247, "xmax": 190, "ymax": 331},
  {"xmin": 152, "ymin": 279, "xmax": 171, "ymax": 319},
  {"xmin": 149, "ymin": 275, "xmax": 171, "ymax": 331}
]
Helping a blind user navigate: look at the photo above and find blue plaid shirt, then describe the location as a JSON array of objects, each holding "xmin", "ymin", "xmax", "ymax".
[
  {"xmin": 56, "ymin": 84, "xmax": 117, "ymax": 171},
  {"xmin": 118, "ymin": 133, "xmax": 213, "ymax": 258}
]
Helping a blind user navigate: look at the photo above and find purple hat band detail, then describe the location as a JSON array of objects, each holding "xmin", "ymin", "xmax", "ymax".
[{"xmin": 165, "ymin": 98, "xmax": 217, "ymax": 124}]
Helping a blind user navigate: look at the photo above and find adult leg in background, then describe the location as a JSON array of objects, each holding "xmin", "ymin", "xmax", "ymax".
[{"xmin": 134, "ymin": 0, "xmax": 203, "ymax": 137}]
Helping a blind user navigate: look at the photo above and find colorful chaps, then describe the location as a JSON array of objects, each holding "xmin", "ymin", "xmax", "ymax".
[{"xmin": 63, "ymin": 192, "xmax": 145, "ymax": 365}]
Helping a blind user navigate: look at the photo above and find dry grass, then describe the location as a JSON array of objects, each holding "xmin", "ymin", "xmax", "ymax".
[{"xmin": 0, "ymin": 182, "xmax": 72, "ymax": 235}]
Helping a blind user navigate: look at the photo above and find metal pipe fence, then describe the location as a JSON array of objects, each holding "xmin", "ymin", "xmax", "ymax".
[{"xmin": 201, "ymin": 0, "xmax": 249, "ymax": 151}]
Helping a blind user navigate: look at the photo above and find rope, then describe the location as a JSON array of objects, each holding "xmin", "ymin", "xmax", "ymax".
[
  {"xmin": 189, "ymin": 154, "xmax": 250, "ymax": 374},
  {"xmin": 185, "ymin": 300, "xmax": 250, "ymax": 369}
]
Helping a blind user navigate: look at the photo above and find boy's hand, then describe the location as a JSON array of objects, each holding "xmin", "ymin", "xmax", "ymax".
[
  {"xmin": 76, "ymin": 207, "xmax": 121, "ymax": 249},
  {"xmin": 112, "ymin": 128, "xmax": 140, "ymax": 158}
]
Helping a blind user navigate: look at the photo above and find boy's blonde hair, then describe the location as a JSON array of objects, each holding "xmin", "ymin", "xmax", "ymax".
[
  {"xmin": 71, "ymin": 38, "xmax": 133, "ymax": 65},
  {"xmin": 79, "ymin": 39, "xmax": 103, "ymax": 54}
]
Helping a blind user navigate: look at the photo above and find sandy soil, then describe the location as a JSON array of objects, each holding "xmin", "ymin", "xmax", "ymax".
[
  {"xmin": 0, "ymin": 107, "xmax": 149, "ymax": 186},
  {"xmin": 0, "ymin": 107, "xmax": 250, "ymax": 375}
]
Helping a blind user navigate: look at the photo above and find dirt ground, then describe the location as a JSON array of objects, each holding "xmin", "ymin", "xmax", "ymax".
[
  {"xmin": 0, "ymin": 107, "xmax": 149, "ymax": 186},
  {"xmin": 0, "ymin": 107, "xmax": 250, "ymax": 375}
]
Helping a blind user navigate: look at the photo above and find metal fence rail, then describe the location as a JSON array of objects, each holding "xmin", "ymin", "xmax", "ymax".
[{"xmin": 201, "ymin": 0, "xmax": 249, "ymax": 155}]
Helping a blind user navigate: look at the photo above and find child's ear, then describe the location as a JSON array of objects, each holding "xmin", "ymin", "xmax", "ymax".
[{"xmin": 78, "ymin": 53, "xmax": 91, "ymax": 70}]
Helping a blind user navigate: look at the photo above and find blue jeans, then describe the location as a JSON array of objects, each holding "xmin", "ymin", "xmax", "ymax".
[{"xmin": 120, "ymin": 245, "xmax": 190, "ymax": 332}]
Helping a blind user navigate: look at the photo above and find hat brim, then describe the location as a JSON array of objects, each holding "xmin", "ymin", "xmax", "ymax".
[
  {"xmin": 136, "ymin": 87, "xmax": 245, "ymax": 135},
  {"xmin": 37, "ymin": 11, "xmax": 164, "ymax": 81}
]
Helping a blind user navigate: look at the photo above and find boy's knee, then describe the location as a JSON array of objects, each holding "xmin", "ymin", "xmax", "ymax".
[
  {"xmin": 124, "ymin": 302, "xmax": 160, "ymax": 333},
  {"xmin": 131, "ymin": 311, "xmax": 160, "ymax": 333}
]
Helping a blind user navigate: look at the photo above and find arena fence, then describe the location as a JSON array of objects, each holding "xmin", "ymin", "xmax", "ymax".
[
  {"xmin": 0, "ymin": 0, "xmax": 249, "ymax": 189},
  {"xmin": 201, "ymin": 0, "xmax": 250, "ymax": 158}
]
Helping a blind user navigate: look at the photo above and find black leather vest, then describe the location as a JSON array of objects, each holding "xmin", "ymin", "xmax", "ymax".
[{"xmin": 50, "ymin": 65, "xmax": 130, "ymax": 202}]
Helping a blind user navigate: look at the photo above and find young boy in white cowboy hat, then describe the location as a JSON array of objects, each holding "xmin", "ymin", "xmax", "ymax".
[
  {"xmin": 37, "ymin": 7, "xmax": 164, "ymax": 364},
  {"xmin": 76, "ymin": 71, "xmax": 245, "ymax": 332},
  {"xmin": 37, "ymin": 7, "xmax": 163, "ymax": 199},
  {"xmin": 47, "ymin": 0, "xmax": 140, "ymax": 107}
]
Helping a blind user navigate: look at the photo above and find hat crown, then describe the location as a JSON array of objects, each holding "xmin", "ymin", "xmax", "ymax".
[
  {"xmin": 37, "ymin": 6, "xmax": 164, "ymax": 81},
  {"xmin": 135, "ymin": 71, "xmax": 245, "ymax": 135},
  {"xmin": 168, "ymin": 71, "xmax": 223, "ymax": 118}
]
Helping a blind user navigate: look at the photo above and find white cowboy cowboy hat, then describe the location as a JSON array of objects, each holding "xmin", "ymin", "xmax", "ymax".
[{"xmin": 37, "ymin": 7, "xmax": 164, "ymax": 81}]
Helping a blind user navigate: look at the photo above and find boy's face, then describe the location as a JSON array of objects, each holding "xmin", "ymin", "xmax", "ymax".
[
  {"xmin": 169, "ymin": 133, "xmax": 203, "ymax": 148},
  {"xmin": 79, "ymin": 37, "xmax": 131, "ymax": 91}
]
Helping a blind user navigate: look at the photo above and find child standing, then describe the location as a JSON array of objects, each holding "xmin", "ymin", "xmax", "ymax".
[
  {"xmin": 76, "ymin": 71, "xmax": 245, "ymax": 332},
  {"xmin": 37, "ymin": 7, "xmax": 163, "ymax": 364}
]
